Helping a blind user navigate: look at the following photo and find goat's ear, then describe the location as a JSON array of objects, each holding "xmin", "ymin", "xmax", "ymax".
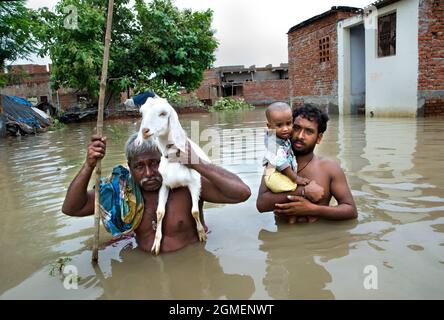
[{"xmin": 167, "ymin": 108, "xmax": 187, "ymax": 153}]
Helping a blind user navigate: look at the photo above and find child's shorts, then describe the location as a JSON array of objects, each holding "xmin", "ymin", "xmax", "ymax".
[{"xmin": 264, "ymin": 170, "xmax": 297, "ymax": 193}]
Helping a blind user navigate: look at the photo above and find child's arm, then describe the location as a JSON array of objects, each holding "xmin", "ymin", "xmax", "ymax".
[{"xmin": 281, "ymin": 167, "xmax": 311, "ymax": 186}]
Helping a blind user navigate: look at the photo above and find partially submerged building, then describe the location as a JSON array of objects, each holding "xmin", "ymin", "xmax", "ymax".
[
  {"xmin": 288, "ymin": 0, "xmax": 443, "ymax": 116},
  {"xmin": 338, "ymin": 0, "xmax": 444, "ymax": 116},
  {"xmin": 193, "ymin": 64, "xmax": 290, "ymax": 106},
  {"xmin": 0, "ymin": 64, "xmax": 52, "ymax": 106},
  {"xmin": 287, "ymin": 6, "xmax": 361, "ymax": 113}
]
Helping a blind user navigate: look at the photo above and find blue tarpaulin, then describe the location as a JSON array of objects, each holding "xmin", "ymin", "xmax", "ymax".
[
  {"xmin": 8, "ymin": 95, "xmax": 33, "ymax": 107},
  {"xmin": 0, "ymin": 94, "xmax": 51, "ymax": 135}
]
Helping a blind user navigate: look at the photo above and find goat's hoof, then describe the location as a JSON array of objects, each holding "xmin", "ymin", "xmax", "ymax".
[
  {"xmin": 151, "ymin": 240, "xmax": 161, "ymax": 255},
  {"xmin": 198, "ymin": 230, "xmax": 207, "ymax": 242}
]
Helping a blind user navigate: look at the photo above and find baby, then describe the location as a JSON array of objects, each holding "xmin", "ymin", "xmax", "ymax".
[{"xmin": 263, "ymin": 102, "xmax": 311, "ymax": 193}]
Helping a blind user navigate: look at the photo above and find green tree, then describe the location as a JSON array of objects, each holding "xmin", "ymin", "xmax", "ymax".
[
  {"xmin": 36, "ymin": 0, "xmax": 218, "ymax": 100},
  {"xmin": 133, "ymin": 0, "xmax": 218, "ymax": 91},
  {"xmin": 0, "ymin": 0, "xmax": 39, "ymax": 86}
]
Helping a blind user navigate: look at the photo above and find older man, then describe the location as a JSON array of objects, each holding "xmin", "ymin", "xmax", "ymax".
[
  {"xmin": 62, "ymin": 133, "xmax": 251, "ymax": 253},
  {"xmin": 256, "ymin": 104, "xmax": 357, "ymax": 223}
]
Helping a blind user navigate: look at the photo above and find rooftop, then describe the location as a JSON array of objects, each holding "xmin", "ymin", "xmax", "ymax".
[{"xmin": 287, "ymin": 6, "xmax": 362, "ymax": 34}]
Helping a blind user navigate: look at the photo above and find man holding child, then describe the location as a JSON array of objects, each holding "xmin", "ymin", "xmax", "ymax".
[{"xmin": 256, "ymin": 103, "xmax": 357, "ymax": 223}]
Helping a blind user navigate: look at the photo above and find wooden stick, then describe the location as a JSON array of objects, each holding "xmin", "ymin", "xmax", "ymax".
[{"xmin": 92, "ymin": 0, "xmax": 114, "ymax": 263}]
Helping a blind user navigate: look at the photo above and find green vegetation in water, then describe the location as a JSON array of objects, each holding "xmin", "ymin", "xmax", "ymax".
[
  {"xmin": 171, "ymin": 94, "xmax": 205, "ymax": 109},
  {"xmin": 48, "ymin": 257, "xmax": 72, "ymax": 277},
  {"xmin": 48, "ymin": 117, "xmax": 65, "ymax": 131},
  {"xmin": 210, "ymin": 97, "xmax": 254, "ymax": 112}
]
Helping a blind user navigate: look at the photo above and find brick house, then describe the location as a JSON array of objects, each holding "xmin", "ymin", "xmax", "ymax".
[
  {"xmin": 192, "ymin": 64, "xmax": 290, "ymax": 107},
  {"xmin": 287, "ymin": 6, "xmax": 361, "ymax": 113},
  {"xmin": 338, "ymin": 0, "xmax": 444, "ymax": 116},
  {"xmin": 289, "ymin": 0, "xmax": 443, "ymax": 116},
  {"xmin": 0, "ymin": 64, "xmax": 121, "ymax": 111},
  {"xmin": 0, "ymin": 64, "xmax": 52, "ymax": 105}
]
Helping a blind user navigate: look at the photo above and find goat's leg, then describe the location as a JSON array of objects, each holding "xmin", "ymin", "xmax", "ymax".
[
  {"xmin": 152, "ymin": 184, "xmax": 169, "ymax": 255},
  {"xmin": 188, "ymin": 182, "xmax": 207, "ymax": 242}
]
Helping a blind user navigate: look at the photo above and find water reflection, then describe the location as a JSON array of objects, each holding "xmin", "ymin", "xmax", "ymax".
[
  {"xmin": 1, "ymin": 109, "xmax": 444, "ymax": 299},
  {"xmin": 259, "ymin": 218, "xmax": 359, "ymax": 300},
  {"xmin": 95, "ymin": 241, "xmax": 255, "ymax": 300},
  {"xmin": 1, "ymin": 237, "xmax": 255, "ymax": 300}
]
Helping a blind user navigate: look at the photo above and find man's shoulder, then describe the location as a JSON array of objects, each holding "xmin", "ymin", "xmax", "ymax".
[{"xmin": 316, "ymin": 156, "xmax": 343, "ymax": 172}]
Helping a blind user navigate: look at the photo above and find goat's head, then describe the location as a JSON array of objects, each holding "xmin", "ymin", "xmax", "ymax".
[{"xmin": 134, "ymin": 97, "xmax": 187, "ymax": 152}]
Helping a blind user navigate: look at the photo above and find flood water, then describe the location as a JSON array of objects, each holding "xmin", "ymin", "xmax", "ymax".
[{"xmin": 1, "ymin": 108, "xmax": 443, "ymax": 299}]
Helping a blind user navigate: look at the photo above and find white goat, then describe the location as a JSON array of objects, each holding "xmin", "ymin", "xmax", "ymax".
[{"xmin": 134, "ymin": 97, "xmax": 210, "ymax": 255}]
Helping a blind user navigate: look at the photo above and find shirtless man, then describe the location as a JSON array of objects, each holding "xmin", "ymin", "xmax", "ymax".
[
  {"xmin": 62, "ymin": 133, "xmax": 251, "ymax": 253},
  {"xmin": 256, "ymin": 104, "xmax": 357, "ymax": 223}
]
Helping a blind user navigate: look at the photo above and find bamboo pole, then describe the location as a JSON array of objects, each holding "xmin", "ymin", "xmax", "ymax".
[{"xmin": 92, "ymin": 0, "xmax": 114, "ymax": 263}]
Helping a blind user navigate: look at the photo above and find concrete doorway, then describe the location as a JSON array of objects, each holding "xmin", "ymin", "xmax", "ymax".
[{"xmin": 349, "ymin": 24, "xmax": 366, "ymax": 114}]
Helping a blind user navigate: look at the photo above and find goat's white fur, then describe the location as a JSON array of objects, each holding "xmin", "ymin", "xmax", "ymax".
[{"xmin": 135, "ymin": 97, "xmax": 209, "ymax": 255}]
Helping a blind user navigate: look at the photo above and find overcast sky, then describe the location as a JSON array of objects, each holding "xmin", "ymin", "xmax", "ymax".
[{"xmin": 20, "ymin": 0, "xmax": 371, "ymax": 68}]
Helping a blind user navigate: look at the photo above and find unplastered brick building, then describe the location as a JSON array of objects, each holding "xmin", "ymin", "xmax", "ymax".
[
  {"xmin": 287, "ymin": 6, "xmax": 361, "ymax": 113},
  {"xmin": 289, "ymin": 0, "xmax": 443, "ymax": 116},
  {"xmin": 0, "ymin": 64, "xmax": 52, "ymax": 105},
  {"xmin": 192, "ymin": 64, "xmax": 290, "ymax": 107}
]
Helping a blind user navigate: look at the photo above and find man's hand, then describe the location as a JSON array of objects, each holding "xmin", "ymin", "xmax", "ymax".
[
  {"xmin": 165, "ymin": 140, "xmax": 201, "ymax": 167},
  {"xmin": 86, "ymin": 135, "xmax": 107, "ymax": 169},
  {"xmin": 274, "ymin": 195, "xmax": 316, "ymax": 218},
  {"xmin": 304, "ymin": 180, "xmax": 324, "ymax": 203}
]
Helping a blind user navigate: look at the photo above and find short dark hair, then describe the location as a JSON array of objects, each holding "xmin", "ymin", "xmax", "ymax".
[{"xmin": 292, "ymin": 104, "xmax": 329, "ymax": 134}]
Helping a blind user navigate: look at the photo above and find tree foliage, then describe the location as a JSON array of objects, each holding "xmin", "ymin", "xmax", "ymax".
[
  {"xmin": 0, "ymin": 0, "xmax": 39, "ymax": 86},
  {"xmin": 36, "ymin": 0, "xmax": 218, "ymax": 99}
]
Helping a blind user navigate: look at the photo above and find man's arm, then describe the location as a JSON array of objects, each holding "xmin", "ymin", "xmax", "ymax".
[
  {"xmin": 274, "ymin": 162, "xmax": 357, "ymax": 220},
  {"xmin": 167, "ymin": 140, "xmax": 251, "ymax": 204},
  {"xmin": 192, "ymin": 160, "xmax": 251, "ymax": 204},
  {"xmin": 256, "ymin": 170, "xmax": 324, "ymax": 212},
  {"xmin": 61, "ymin": 135, "xmax": 106, "ymax": 216}
]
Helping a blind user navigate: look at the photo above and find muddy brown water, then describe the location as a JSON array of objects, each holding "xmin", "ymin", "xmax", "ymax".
[{"xmin": 0, "ymin": 109, "xmax": 443, "ymax": 299}]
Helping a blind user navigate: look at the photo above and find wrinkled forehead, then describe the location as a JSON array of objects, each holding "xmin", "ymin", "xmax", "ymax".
[{"xmin": 130, "ymin": 149, "xmax": 162, "ymax": 163}]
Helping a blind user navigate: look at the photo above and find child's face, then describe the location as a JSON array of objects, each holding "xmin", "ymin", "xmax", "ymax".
[{"xmin": 267, "ymin": 108, "xmax": 293, "ymax": 140}]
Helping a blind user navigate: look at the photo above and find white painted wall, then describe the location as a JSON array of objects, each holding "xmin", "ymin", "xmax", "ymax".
[{"xmin": 365, "ymin": 0, "xmax": 419, "ymax": 117}]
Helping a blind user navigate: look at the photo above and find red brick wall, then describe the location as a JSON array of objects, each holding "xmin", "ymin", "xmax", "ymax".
[
  {"xmin": 288, "ymin": 11, "xmax": 358, "ymax": 112},
  {"xmin": 243, "ymin": 80, "xmax": 289, "ymax": 106},
  {"xmin": 10, "ymin": 64, "xmax": 48, "ymax": 74},
  {"xmin": 57, "ymin": 93, "xmax": 78, "ymax": 110},
  {"xmin": 418, "ymin": 0, "xmax": 444, "ymax": 116},
  {"xmin": 195, "ymin": 69, "xmax": 220, "ymax": 101},
  {"xmin": 0, "ymin": 82, "xmax": 50, "ymax": 101}
]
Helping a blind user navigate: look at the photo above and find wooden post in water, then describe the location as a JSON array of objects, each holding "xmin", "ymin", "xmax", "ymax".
[{"xmin": 92, "ymin": 0, "xmax": 114, "ymax": 263}]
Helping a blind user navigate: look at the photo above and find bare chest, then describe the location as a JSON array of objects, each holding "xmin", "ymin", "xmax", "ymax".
[{"xmin": 298, "ymin": 161, "xmax": 332, "ymax": 204}]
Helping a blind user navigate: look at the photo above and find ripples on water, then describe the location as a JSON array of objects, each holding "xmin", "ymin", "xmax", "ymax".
[{"xmin": 0, "ymin": 110, "xmax": 443, "ymax": 299}]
